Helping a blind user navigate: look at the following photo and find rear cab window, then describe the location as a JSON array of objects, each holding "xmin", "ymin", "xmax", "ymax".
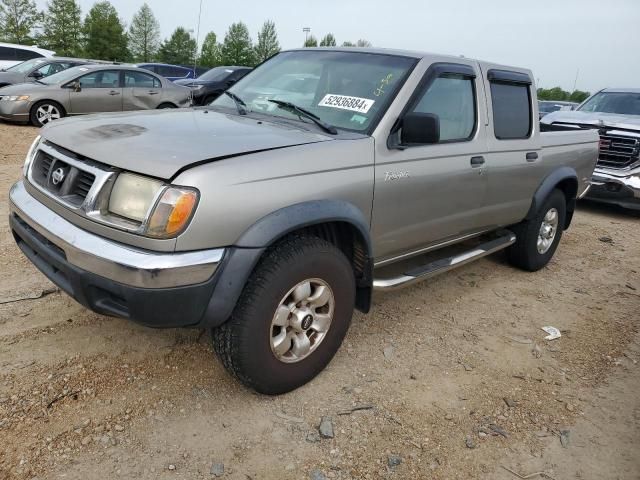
[{"xmin": 488, "ymin": 69, "xmax": 533, "ymax": 140}]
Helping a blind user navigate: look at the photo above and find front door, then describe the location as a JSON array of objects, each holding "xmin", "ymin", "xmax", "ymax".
[
  {"xmin": 69, "ymin": 70, "xmax": 123, "ymax": 114},
  {"xmin": 372, "ymin": 63, "xmax": 490, "ymax": 262}
]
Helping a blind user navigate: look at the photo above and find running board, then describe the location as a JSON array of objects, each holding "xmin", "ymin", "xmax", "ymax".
[{"xmin": 373, "ymin": 231, "xmax": 516, "ymax": 291}]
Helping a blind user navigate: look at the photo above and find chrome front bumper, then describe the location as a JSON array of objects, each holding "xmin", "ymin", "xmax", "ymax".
[
  {"xmin": 9, "ymin": 180, "xmax": 224, "ymax": 289},
  {"xmin": 586, "ymin": 167, "xmax": 640, "ymax": 209}
]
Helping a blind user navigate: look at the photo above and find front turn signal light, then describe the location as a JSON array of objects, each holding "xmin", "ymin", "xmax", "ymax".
[{"xmin": 145, "ymin": 187, "xmax": 199, "ymax": 238}]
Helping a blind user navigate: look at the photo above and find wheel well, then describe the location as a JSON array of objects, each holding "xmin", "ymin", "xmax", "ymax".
[
  {"xmin": 276, "ymin": 222, "xmax": 373, "ymax": 313},
  {"xmin": 555, "ymin": 178, "xmax": 578, "ymax": 229},
  {"xmin": 31, "ymin": 99, "xmax": 66, "ymax": 114},
  {"xmin": 157, "ymin": 102, "xmax": 177, "ymax": 108}
]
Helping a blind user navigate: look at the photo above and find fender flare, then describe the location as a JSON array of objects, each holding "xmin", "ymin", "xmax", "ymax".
[
  {"xmin": 202, "ymin": 200, "xmax": 374, "ymax": 328},
  {"xmin": 235, "ymin": 200, "xmax": 373, "ymax": 254},
  {"xmin": 525, "ymin": 166, "xmax": 578, "ymax": 229}
]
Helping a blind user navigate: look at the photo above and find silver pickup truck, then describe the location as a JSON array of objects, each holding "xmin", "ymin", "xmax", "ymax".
[
  {"xmin": 542, "ymin": 88, "xmax": 640, "ymax": 210},
  {"xmin": 9, "ymin": 48, "xmax": 599, "ymax": 394}
]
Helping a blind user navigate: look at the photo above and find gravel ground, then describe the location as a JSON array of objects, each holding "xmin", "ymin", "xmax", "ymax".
[{"xmin": 0, "ymin": 123, "xmax": 639, "ymax": 480}]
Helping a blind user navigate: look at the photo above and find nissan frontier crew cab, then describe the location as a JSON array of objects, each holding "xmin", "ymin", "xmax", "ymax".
[{"xmin": 9, "ymin": 48, "xmax": 599, "ymax": 394}]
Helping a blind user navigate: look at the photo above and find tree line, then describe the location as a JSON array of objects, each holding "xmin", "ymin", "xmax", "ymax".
[
  {"xmin": 0, "ymin": 0, "xmax": 372, "ymax": 68},
  {"xmin": 537, "ymin": 87, "xmax": 590, "ymax": 103}
]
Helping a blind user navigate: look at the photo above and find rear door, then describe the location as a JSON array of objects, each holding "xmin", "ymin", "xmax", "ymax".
[
  {"xmin": 123, "ymin": 70, "xmax": 163, "ymax": 110},
  {"xmin": 480, "ymin": 64, "xmax": 543, "ymax": 226},
  {"xmin": 69, "ymin": 70, "xmax": 123, "ymax": 114},
  {"xmin": 371, "ymin": 61, "xmax": 490, "ymax": 261}
]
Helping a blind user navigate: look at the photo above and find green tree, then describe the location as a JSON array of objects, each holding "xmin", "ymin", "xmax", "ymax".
[
  {"xmin": 356, "ymin": 39, "xmax": 372, "ymax": 47},
  {"xmin": 319, "ymin": 33, "xmax": 336, "ymax": 47},
  {"xmin": 221, "ymin": 22, "xmax": 255, "ymax": 66},
  {"xmin": 40, "ymin": 0, "xmax": 82, "ymax": 56},
  {"xmin": 303, "ymin": 35, "xmax": 317, "ymax": 47},
  {"xmin": 0, "ymin": 0, "xmax": 39, "ymax": 44},
  {"xmin": 569, "ymin": 90, "xmax": 590, "ymax": 103},
  {"xmin": 199, "ymin": 31, "xmax": 220, "ymax": 67},
  {"xmin": 158, "ymin": 26, "xmax": 196, "ymax": 65},
  {"xmin": 254, "ymin": 20, "xmax": 279, "ymax": 63},
  {"xmin": 83, "ymin": 1, "xmax": 128, "ymax": 61},
  {"xmin": 128, "ymin": 2, "xmax": 160, "ymax": 62},
  {"xmin": 341, "ymin": 41, "xmax": 355, "ymax": 47}
]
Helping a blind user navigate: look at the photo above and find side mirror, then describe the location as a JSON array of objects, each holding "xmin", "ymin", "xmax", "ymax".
[
  {"xmin": 29, "ymin": 70, "xmax": 44, "ymax": 79},
  {"xmin": 401, "ymin": 112, "xmax": 440, "ymax": 145}
]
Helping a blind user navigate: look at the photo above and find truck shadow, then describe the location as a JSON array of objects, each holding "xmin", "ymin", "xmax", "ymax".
[{"xmin": 577, "ymin": 199, "xmax": 640, "ymax": 219}]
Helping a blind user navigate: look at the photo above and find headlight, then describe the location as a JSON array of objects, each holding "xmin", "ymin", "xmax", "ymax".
[
  {"xmin": 2, "ymin": 95, "xmax": 30, "ymax": 101},
  {"xmin": 107, "ymin": 172, "xmax": 199, "ymax": 238},
  {"xmin": 23, "ymin": 135, "xmax": 41, "ymax": 177}
]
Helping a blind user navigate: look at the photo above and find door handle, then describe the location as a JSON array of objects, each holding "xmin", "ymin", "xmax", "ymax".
[
  {"xmin": 526, "ymin": 152, "xmax": 539, "ymax": 162},
  {"xmin": 148, "ymin": 91, "xmax": 159, "ymax": 95},
  {"xmin": 470, "ymin": 156, "xmax": 485, "ymax": 167},
  {"xmin": 108, "ymin": 91, "xmax": 120, "ymax": 96}
]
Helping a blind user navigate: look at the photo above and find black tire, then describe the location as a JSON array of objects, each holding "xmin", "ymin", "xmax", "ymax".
[
  {"xmin": 157, "ymin": 103, "xmax": 177, "ymax": 109},
  {"xmin": 212, "ymin": 235, "xmax": 356, "ymax": 395},
  {"xmin": 507, "ymin": 189, "xmax": 567, "ymax": 272},
  {"xmin": 30, "ymin": 100, "xmax": 65, "ymax": 127}
]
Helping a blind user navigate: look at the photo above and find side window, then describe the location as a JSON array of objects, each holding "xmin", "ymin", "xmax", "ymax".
[
  {"xmin": 171, "ymin": 67, "xmax": 188, "ymax": 77},
  {"xmin": 125, "ymin": 71, "xmax": 161, "ymax": 88},
  {"xmin": 0, "ymin": 47, "xmax": 16, "ymax": 60},
  {"xmin": 411, "ymin": 75, "xmax": 476, "ymax": 142},
  {"xmin": 157, "ymin": 66, "xmax": 174, "ymax": 77},
  {"xmin": 490, "ymin": 82, "xmax": 532, "ymax": 139},
  {"xmin": 15, "ymin": 48, "xmax": 43, "ymax": 61},
  {"xmin": 78, "ymin": 70, "xmax": 121, "ymax": 88},
  {"xmin": 37, "ymin": 62, "xmax": 71, "ymax": 77}
]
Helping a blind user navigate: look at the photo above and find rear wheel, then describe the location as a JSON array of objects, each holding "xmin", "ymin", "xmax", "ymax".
[
  {"xmin": 507, "ymin": 189, "xmax": 566, "ymax": 271},
  {"xmin": 157, "ymin": 103, "xmax": 176, "ymax": 109},
  {"xmin": 30, "ymin": 101, "xmax": 65, "ymax": 127},
  {"xmin": 212, "ymin": 235, "xmax": 356, "ymax": 395}
]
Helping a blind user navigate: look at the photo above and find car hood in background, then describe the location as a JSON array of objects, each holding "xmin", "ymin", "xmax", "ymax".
[
  {"xmin": 40, "ymin": 108, "xmax": 333, "ymax": 179},
  {"xmin": 542, "ymin": 110, "xmax": 640, "ymax": 131},
  {"xmin": 0, "ymin": 71, "xmax": 25, "ymax": 85},
  {"xmin": 0, "ymin": 82, "xmax": 49, "ymax": 95},
  {"xmin": 173, "ymin": 79, "xmax": 218, "ymax": 88}
]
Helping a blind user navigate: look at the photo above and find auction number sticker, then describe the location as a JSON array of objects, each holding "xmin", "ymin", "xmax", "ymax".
[{"xmin": 318, "ymin": 94, "xmax": 375, "ymax": 114}]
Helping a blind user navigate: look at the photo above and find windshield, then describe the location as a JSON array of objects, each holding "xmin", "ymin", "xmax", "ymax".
[
  {"xmin": 199, "ymin": 67, "xmax": 236, "ymax": 82},
  {"xmin": 578, "ymin": 92, "xmax": 640, "ymax": 116},
  {"xmin": 6, "ymin": 58, "xmax": 47, "ymax": 73},
  {"xmin": 39, "ymin": 65, "xmax": 92, "ymax": 85},
  {"xmin": 211, "ymin": 50, "xmax": 417, "ymax": 132}
]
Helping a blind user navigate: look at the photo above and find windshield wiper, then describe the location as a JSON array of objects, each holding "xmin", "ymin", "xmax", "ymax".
[
  {"xmin": 224, "ymin": 91, "xmax": 247, "ymax": 115},
  {"xmin": 268, "ymin": 99, "xmax": 337, "ymax": 135}
]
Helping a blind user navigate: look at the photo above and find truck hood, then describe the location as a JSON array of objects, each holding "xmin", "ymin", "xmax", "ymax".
[
  {"xmin": 542, "ymin": 110, "xmax": 640, "ymax": 131},
  {"xmin": 41, "ymin": 108, "xmax": 333, "ymax": 179}
]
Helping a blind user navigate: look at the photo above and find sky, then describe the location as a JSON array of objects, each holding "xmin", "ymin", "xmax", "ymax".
[{"xmin": 35, "ymin": 0, "xmax": 640, "ymax": 93}]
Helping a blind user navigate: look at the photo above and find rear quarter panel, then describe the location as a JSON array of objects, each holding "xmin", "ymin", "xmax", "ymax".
[
  {"xmin": 173, "ymin": 137, "xmax": 375, "ymax": 251},
  {"xmin": 540, "ymin": 130, "xmax": 599, "ymax": 196}
]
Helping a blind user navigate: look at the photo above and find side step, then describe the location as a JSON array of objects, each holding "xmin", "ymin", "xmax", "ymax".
[{"xmin": 373, "ymin": 231, "xmax": 516, "ymax": 291}]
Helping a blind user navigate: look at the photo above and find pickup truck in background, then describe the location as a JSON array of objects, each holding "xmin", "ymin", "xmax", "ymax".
[
  {"xmin": 9, "ymin": 48, "xmax": 599, "ymax": 394},
  {"xmin": 542, "ymin": 88, "xmax": 640, "ymax": 210}
]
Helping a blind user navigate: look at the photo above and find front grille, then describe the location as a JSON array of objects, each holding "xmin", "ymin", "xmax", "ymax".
[
  {"xmin": 31, "ymin": 149, "xmax": 97, "ymax": 206},
  {"xmin": 598, "ymin": 133, "xmax": 640, "ymax": 169},
  {"xmin": 73, "ymin": 170, "xmax": 96, "ymax": 200}
]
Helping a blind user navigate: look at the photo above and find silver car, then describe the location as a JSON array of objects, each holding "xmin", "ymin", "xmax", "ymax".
[{"xmin": 0, "ymin": 64, "xmax": 192, "ymax": 126}]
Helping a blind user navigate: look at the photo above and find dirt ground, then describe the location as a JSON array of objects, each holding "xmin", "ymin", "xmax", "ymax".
[{"xmin": 0, "ymin": 123, "xmax": 639, "ymax": 480}]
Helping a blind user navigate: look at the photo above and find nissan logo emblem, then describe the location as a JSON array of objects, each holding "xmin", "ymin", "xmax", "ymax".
[{"xmin": 51, "ymin": 167, "xmax": 66, "ymax": 186}]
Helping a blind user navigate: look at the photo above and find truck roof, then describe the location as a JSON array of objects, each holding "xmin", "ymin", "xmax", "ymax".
[
  {"xmin": 601, "ymin": 88, "xmax": 640, "ymax": 93},
  {"xmin": 291, "ymin": 47, "xmax": 530, "ymax": 75}
]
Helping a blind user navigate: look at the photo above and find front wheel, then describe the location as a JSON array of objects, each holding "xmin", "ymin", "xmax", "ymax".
[
  {"xmin": 507, "ymin": 189, "xmax": 567, "ymax": 271},
  {"xmin": 212, "ymin": 235, "xmax": 356, "ymax": 394},
  {"xmin": 30, "ymin": 101, "xmax": 65, "ymax": 127}
]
